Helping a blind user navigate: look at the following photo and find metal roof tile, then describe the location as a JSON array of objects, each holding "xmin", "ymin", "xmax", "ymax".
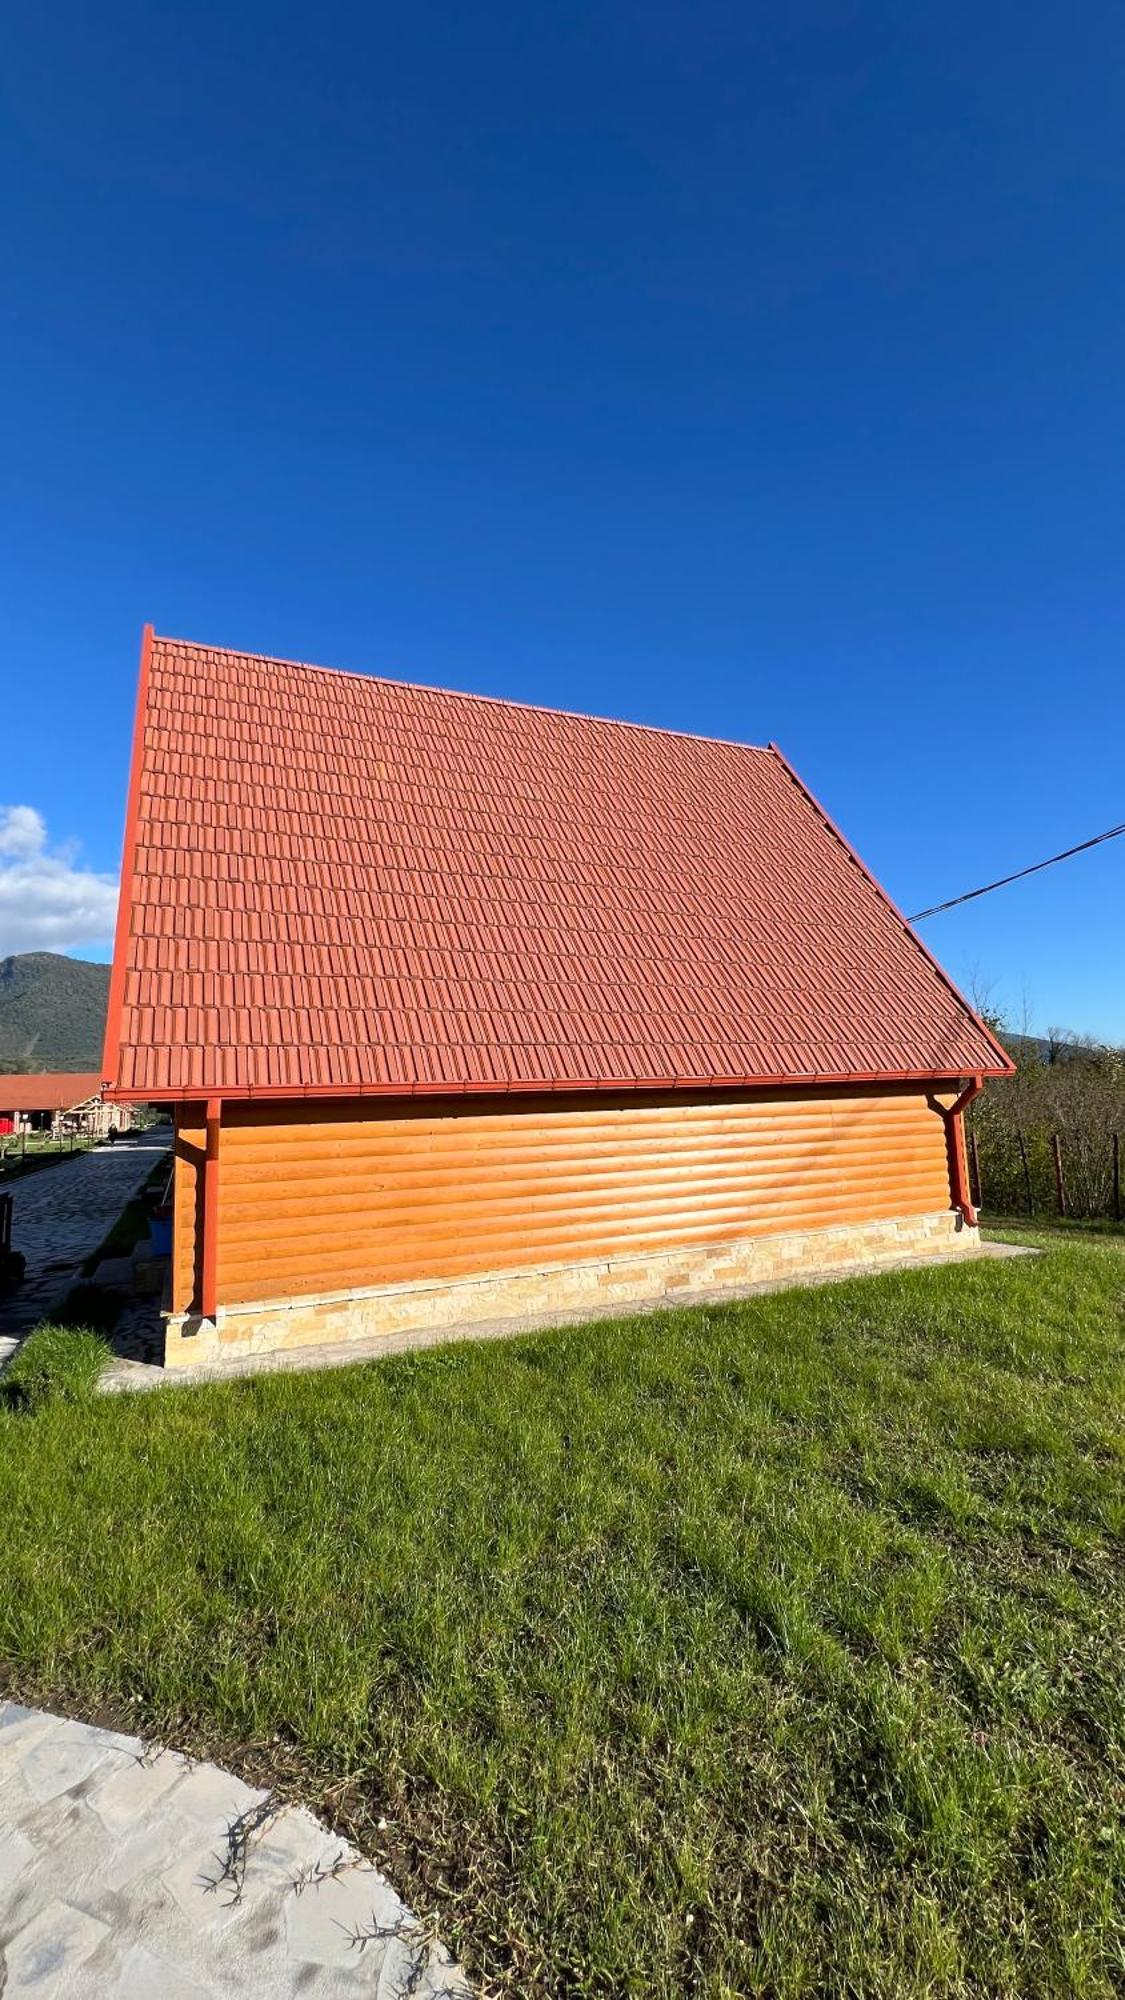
[{"xmin": 104, "ymin": 632, "xmax": 1012, "ymax": 1098}]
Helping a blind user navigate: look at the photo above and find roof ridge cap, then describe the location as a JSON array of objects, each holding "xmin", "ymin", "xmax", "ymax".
[{"xmin": 150, "ymin": 631, "xmax": 773, "ymax": 758}]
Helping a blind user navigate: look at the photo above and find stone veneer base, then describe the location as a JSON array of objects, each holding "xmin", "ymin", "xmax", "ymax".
[{"xmin": 163, "ymin": 1209, "xmax": 979, "ymax": 1369}]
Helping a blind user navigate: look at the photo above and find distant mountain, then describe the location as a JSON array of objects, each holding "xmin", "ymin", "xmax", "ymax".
[{"xmin": 0, "ymin": 953, "xmax": 110, "ymax": 1074}]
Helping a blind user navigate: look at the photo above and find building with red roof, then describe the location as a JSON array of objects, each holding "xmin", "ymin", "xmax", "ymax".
[
  {"xmin": 105, "ymin": 628, "xmax": 1012, "ymax": 1368},
  {"xmin": 0, "ymin": 1072, "xmax": 133, "ymax": 1139}
]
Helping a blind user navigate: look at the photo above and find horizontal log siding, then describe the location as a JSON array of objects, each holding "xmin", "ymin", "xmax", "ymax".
[{"xmin": 172, "ymin": 1086, "xmax": 955, "ymax": 1313}]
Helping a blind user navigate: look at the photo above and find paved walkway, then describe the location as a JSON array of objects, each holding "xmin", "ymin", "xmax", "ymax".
[
  {"xmin": 0, "ymin": 1701, "xmax": 467, "ymax": 1997},
  {"xmin": 0, "ymin": 1135, "xmax": 171, "ymax": 1355}
]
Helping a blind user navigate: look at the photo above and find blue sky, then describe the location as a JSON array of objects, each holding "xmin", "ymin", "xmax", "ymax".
[{"xmin": 2, "ymin": 2, "xmax": 1123, "ymax": 1038}]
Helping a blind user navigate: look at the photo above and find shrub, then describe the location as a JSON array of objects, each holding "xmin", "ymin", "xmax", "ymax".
[{"xmin": 971, "ymin": 1025, "xmax": 1125, "ymax": 1219}]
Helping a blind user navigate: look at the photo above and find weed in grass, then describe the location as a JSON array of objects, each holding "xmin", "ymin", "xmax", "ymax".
[
  {"xmin": 204, "ymin": 1794, "xmax": 282, "ymax": 1905},
  {"xmin": 0, "ymin": 1239, "xmax": 1122, "ymax": 1995}
]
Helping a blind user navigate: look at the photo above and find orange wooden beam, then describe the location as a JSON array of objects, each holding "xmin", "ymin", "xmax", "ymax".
[
  {"xmin": 201, "ymin": 1095, "xmax": 222, "ymax": 1320},
  {"xmin": 944, "ymin": 1076, "xmax": 984, "ymax": 1224}
]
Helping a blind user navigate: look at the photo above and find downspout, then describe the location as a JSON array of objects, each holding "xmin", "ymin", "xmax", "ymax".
[
  {"xmin": 944, "ymin": 1076, "xmax": 984, "ymax": 1226},
  {"xmin": 201, "ymin": 1096, "xmax": 222, "ymax": 1323}
]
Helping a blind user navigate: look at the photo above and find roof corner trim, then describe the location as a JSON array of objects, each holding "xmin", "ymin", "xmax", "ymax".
[
  {"xmin": 101, "ymin": 622, "xmax": 154, "ymax": 1092},
  {"xmin": 766, "ymin": 742, "xmax": 1015, "ymax": 1078}
]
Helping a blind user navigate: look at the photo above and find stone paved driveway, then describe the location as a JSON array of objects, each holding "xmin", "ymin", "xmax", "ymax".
[
  {"xmin": 0, "ymin": 1133, "xmax": 171, "ymax": 1356},
  {"xmin": 0, "ymin": 1702, "xmax": 467, "ymax": 1997}
]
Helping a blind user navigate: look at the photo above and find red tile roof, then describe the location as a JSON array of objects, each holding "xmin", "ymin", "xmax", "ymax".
[
  {"xmin": 0, "ymin": 1072, "xmax": 105, "ymax": 1113},
  {"xmin": 104, "ymin": 630, "xmax": 1012, "ymax": 1100}
]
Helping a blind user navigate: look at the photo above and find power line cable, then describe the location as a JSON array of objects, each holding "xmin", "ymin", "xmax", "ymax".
[{"xmin": 909, "ymin": 820, "xmax": 1125, "ymax": 923}]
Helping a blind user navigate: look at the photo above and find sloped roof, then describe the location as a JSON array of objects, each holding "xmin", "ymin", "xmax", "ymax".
[
  {"xmin": 0, "ymin": 1072, "xmax": 104, "ymax": 1113},
  {"xmin": 104, "ymin": 630, "xmax": 1012, "ymax": 1099}
]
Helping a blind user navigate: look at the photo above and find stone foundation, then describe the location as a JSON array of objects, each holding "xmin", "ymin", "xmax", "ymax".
[{"xmin": 163, "ymin": 1209, "xmax": 979, "ymax": 1368}]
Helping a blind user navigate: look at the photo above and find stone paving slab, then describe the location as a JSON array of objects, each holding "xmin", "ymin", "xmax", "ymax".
[
  {"xmin": 0, "ymin": 1135, "xmax": 172, "ymax": 1346},
  {"xmin": 0, "ymin": 1701, "xmax": 469, "ymax": 1998}
]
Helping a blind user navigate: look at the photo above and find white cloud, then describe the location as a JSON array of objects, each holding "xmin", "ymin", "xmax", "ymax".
[
  {"xmin": 0, "ymin": 805, "xmax": 47, "ymax": 860},
  {"xmin": 0, "ymin": 805, "xmax": 119, "ymax": 958}
]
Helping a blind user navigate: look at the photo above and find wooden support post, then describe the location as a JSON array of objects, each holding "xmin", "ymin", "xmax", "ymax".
[
  {"xmin": 1017, "ymin": 1130, "xmax": 1033, "ymax": 1216},
  {"xmin": 1113, "ymin": 1132, "xmax": 1121, "ymax": 1225},
  {"xmin": 1051, "ymin": 1133, "xmax": 1066, "ymax": 1217},
  {"xmin": 969, "ymin": 1131, "xmax": 982, "ymax": 1211},
  {"xmin": 201, "ymin": 1096, "xmax": 222, "ymax": 1322},
  {"xmin": 940, "ymin": 1078, "xmax": 984, "ymax": 1225}
]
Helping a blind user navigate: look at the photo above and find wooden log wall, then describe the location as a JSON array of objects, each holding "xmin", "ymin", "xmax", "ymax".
[{"xmin": 172, "ymin": 1085, "xmax": 956, "ymax": 1313}]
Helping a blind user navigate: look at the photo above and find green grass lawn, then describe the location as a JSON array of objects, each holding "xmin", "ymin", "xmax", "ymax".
[
  {"xmin": 1, "ymin": 1234, "xmax": 1122, "ymax": 1997},
  {"xmin": 983, "ymin": 1212, "xmax": 1125, "ymax": 1241},
  {"xmin": 0, "ymin": 1133, "xmax": 94, "ymax": 1181}
]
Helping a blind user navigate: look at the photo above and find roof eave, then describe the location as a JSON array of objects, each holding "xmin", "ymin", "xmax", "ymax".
[{"xmin": 103, "ymin": 1062, "xmax": 1015, "ymax": 1105}]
